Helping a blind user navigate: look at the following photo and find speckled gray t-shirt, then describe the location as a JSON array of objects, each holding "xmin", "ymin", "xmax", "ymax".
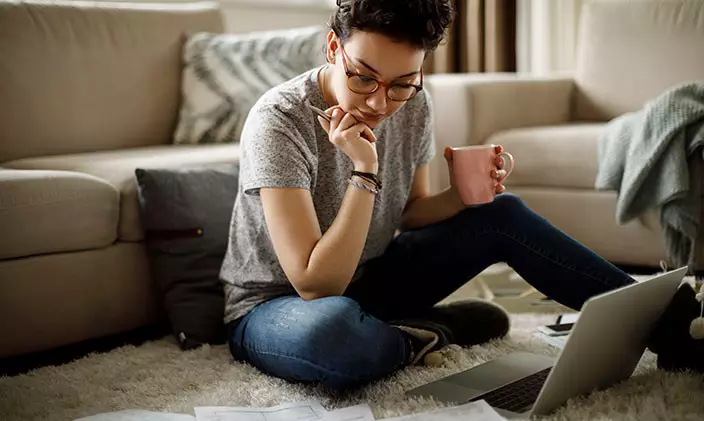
[{"xmin": 220, "ymin": 66, "xmax": 435, "ymax": 323}]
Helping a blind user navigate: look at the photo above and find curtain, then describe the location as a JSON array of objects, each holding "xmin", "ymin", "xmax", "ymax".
[
  {"xmin": 425, "ymin": 0, "xmax": 517, "ymax": 74},
  {"xmin": 516, "ymin": 0, "xmax": 584, "ymax": 75}
]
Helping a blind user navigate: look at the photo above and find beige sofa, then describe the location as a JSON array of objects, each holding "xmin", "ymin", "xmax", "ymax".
[
  {"xmin": 0, "ymin": 0, "xmax": 702, "ymax": 359},
  {"xmin": 0, "ymin": 1, "xmax": 234, "ymax": 358},
  {"xmin": 425, "ymin": 0, "xmax": 704, "ymax": 271}
]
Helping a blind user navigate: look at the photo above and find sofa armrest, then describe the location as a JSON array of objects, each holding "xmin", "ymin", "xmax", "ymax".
[
  {"xmin": 0, "ymin": 169, "xmax": 119, "ymax": 259},
  {"xmin": 424, "ymin": 73, "xmax": 575, "ymax": 193}
]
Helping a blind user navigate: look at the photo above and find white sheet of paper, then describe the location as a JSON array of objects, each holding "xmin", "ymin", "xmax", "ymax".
[
  {"xmin": 382, "ymin": 401, "xmax": 506, "ymax": 421},
  {"xmin": 319, "ymin": 404, "xmax": 374, "ymax": 421},
  {"xmin": 533, "ymin": 330, "xmax": 568, "ymax": 349},
  {"xmin": 558, "ymin": 313, "xmax": 580, "ymax": 324},
  {"xmin": 74, "ymin": 409, "xmax": 195, "ymax": 420},
  {"xmin": 194, "ymin": 400, "xmax": 328, "ymax": 421}
]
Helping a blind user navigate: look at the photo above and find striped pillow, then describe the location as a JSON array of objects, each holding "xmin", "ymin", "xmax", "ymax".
[{"xmin": 173, "ymin": 26, "xmax": 327, "ymax": 145}]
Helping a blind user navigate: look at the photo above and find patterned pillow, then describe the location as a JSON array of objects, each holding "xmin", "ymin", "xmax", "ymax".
[{"xmin": 173, "ymin": 26, "xmax": 327, "ymax": 145}]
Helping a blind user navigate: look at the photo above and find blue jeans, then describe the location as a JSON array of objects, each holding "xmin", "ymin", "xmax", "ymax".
[{"xmin": 228, "ymin": 194, "xmax": 635, "ymax": 390}]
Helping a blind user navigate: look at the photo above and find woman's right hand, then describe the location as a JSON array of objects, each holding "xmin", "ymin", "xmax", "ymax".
[{"xmin": 317, "ymin": 107, "xmax": 378, "ymax": 173}]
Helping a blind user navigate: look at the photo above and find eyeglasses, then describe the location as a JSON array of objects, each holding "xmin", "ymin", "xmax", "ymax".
[{"xmin": 338, "ymin": 41, "xmax": 423, "ymax": 102}]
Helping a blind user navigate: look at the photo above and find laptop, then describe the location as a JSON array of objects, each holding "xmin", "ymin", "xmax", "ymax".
[{"xmin": 406, "ymin": 267, "xmax": 688, "ymax": 419}]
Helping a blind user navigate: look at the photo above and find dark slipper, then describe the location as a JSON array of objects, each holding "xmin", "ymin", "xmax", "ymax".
[
  {"xmin": 646, "ymin": 282, "xmax": 704, "ymax": 373},
  {"xmin": 393, "ymin": 299, "xmax": 510, "ymax": 348},
  {"xmin": 422, "ymin": 299, "xmax": 511, "ymax": 346}
]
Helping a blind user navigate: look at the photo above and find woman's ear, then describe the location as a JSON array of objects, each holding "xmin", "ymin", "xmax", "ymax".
[{"xmin": 326, "ymin": 30, "xmax": 338, "ymax": 64}]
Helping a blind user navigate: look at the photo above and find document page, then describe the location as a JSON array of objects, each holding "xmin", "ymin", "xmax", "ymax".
[{"xmin": 195, "ymin": 400, "xmax": 328, "ymax": 421}]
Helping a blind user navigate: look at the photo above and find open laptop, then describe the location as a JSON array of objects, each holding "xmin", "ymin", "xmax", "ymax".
[{"xmin": 406, "ymin": 267, "xmax": 688, "ymax": 419}]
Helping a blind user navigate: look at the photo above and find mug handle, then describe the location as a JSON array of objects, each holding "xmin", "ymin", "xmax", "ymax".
[{"xmin": 497, "ymin": 151, "xmax": 514, "ymax": 183}]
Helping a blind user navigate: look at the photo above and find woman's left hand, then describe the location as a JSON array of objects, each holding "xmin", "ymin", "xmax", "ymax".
[
  {"xmin": 443, "ymin": 145, "xmax": 507, "ymax": 202},
  {"xmin": 491, "ymin": 145, "xmax": 508, "ymax": 194}
]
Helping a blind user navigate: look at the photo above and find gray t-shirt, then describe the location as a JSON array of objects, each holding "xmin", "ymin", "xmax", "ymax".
[{"xmin": 220, "ymin": 66, "xmax": 435, "ymax": 323}]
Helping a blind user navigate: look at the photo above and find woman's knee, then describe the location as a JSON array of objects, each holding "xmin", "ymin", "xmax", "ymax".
[
  {"xmin": 296, "ymin": 295, "xmax": 408, "ymax": 368},
  {"xmin": 288, "ymin": 296, "xmax": 409, "ymax": 389},
  {"xmin": 491, "ymin": 193, "xmax": 525, "ymax": 212},
  {"xmin": 453, "ymin": 193, "xmax": 526, "ymax": 225},
  {"xmin": 478, "ymin": 193, "xmax": 528, "ymax": 222},
  {"xmin": 243, "ymin": 296, "xmax": 366, "ymax": 352},
  {"xmin": 239, "ymin": 296, "xmax": 408, "ymax": 390}
]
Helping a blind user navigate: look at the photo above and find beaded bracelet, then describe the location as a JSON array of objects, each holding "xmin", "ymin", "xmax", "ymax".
[
  {"xmin": 349, "ymin": 178, "xmax": 379, "ymax": 195},
  {"xmin": 355, "ymin": 174, "xmax": 380, "ymax": 190},
  {"xmin": 351, "ymin": 170, "xmax": 382, "ymax": 190}
]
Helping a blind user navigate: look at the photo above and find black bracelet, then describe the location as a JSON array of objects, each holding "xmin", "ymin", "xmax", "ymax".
[{"xmin": 351, "ymin": 171, "xmax": 382, "ymax": 190}]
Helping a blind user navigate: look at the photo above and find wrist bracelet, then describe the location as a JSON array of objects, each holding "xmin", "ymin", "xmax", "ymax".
[
  {"xmin": 349, "ymin": 178, "xmax": 379, "ymax": 195},
  {"xmin": 351, "ymin": 175, "xmax": 378, "ymax": 191},
  {"xmin": 351, "ymin": 170, "xmax": 382, "ymax": 190}
]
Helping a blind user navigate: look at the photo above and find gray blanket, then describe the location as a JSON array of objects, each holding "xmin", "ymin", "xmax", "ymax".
[{"xmin": 595, "ymin": 82, "xmax": 704, "ymax": 271}]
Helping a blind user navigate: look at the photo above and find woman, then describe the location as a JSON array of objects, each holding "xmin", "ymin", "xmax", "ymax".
[{"xmin": 219, "ymin": 0, "xmax": 635, "ymax": 390}]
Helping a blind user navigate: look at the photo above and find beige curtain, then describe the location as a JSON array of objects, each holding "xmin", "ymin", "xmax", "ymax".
[
  {"xmin": 516, "ymin": 0, "xmax": 584, "ymax": 74},
  {"xmin": 426, "ymin": 0, "xmax": 517, "ymax": 74}
]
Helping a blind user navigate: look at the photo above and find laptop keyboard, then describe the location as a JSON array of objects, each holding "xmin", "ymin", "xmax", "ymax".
[{"xmin": 470, "ymin": 367, "xmax": 552, "ymax": 413}]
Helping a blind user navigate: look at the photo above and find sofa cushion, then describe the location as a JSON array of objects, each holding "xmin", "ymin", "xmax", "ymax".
[
  {"xmin": 174, "ymin": 26, "xmax": 327, "ymax": 145},
  {"xmin": 574, "ymin": 0, "xmax": 704, "ymax": 121},
  {"xmin": 511, "ymin": 187, "xmax": 666, "ymax": 267},
  {"xmin": 3, "ymin": 144, "xmax": 240, "ymax": 242},
  {"xmin": 0, "ymin": 1, "xmax": 224, "ymax": 162},
  {"xmin": 486, "ymin": 123, "xmax": 604, "ymax": 189},
  {"xmin": 135, "ymin": 163, "xmax": 239, "ymax": 350},
  {"xmin": 0, "ymin": 169, "xmax": 119, "ymax": 259}
]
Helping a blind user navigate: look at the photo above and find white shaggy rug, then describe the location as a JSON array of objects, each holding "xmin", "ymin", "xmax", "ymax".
[{"xmin": 1, "ymin": 314, "xmax": 703, "ymax": 421}]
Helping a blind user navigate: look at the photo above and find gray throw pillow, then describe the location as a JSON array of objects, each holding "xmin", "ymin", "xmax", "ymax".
[
  {"xmin": 135, "ymin": 163, "xmax": 239, "ymax": 350},
  {"xmin": 173, "ymin": 26, "xmax": 327, "ymax": 145}
]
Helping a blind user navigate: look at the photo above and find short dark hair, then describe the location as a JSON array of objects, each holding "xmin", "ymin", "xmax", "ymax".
[{"xmin": 329, "ymin": 0, "xmax": 455, "ymax": 52}]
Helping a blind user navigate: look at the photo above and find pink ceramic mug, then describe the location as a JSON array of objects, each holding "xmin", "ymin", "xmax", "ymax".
[{"xmin": 451, "ymin": 144, "xmax": 515, "ymax": 205}]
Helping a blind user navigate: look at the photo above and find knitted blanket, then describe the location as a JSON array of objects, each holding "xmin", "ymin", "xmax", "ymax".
[{"xmin": 595, "ymin": 82, "xmax": 704, "ymax": 270}]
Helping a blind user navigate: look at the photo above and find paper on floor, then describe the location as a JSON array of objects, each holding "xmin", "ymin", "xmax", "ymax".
[
  {"xmin": 194, "ymin": 400, "xmax": 328, "ymax": 421},
  {"xmin": 320, "ymin": 404, "xmax": 374, "ymax": 421},
  {"xmin": 74, "ymin": 409, "xmax": 195, "ymax": 420},
  {"xmin": 80, "ymin": 400, "xmax": 493, "ymax": 421},
  {"xmin": 533, "ymin": 330, "xmax": 568, "ymax": 349},
  {"xmin": 381, "ymin": 400, "xmax": 506, "ymax": 421}
]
